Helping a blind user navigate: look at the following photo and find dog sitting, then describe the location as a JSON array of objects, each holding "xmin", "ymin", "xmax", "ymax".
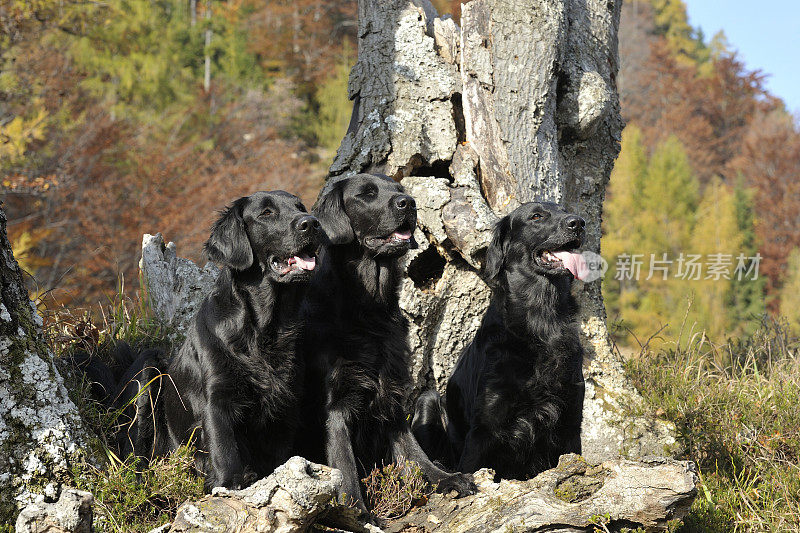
[
  {"xmin": 296, "ymin": 173, "xmax": 475, "ymax": 514},
  {"xmin": 116, "ymin": 191, "xmax": 321, "ymax": 490},
  {"xmin": 414, "ymin": 201, "xmax": 587, "ymax": 480}
]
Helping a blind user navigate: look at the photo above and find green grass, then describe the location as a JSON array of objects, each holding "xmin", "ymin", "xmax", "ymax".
[
  {"xmin": 40, "ymin": 281, "xmax": 198, "ymax": 532},
  {"xmin": 625, "ymin": 318, "xmax": 800, "ymax": 532},
  {"xmin": 70, "ymin": 445, "xmax": 203, "ymax": 532}
]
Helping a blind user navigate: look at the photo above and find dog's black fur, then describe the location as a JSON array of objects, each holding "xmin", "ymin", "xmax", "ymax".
[
  {"xmin": 413, "ymin": 202, "xmax": 586, "ymax": 480},
  {"xmin": 296, "ymin": 173, "xmax": 475, "ymax": 513},
  {"xmin": 114, "ymin": 191, "xmax": 321, "ymax": 490},
  {"xmin": 68, "ymin": 343, "xmax": 135, "ymax": 405}
]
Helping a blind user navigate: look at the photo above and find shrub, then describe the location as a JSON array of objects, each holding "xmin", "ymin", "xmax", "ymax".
[
  {"xmin": 362, "ymin": 461, "xmax": 432, "ymax": 520},
  {"xmin": 45, "ymin": 286, "xmax": 199, "ymax": 532}
]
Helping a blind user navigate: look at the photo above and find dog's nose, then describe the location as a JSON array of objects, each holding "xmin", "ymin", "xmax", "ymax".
[
  {"xmin": 296, "ymin": 215, "xmax": 320, "ymax": 233},
  {"xmin": 564, "ymin": 215, "xmax": 585, "ymax": 230},
  {"xmin": 394, "ymin": 194, "xmax": 415, "ymax": 211}
]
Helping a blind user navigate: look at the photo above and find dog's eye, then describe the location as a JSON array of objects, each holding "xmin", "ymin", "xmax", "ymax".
[
  {"xmin": 259, "ymin": 208, "xmax": 274, "ymax": 217},
  {"xmin": 530, "ymin": 213, "xmax": 543, "ymax": 221},
  {"xmin": 358, "ymin": 188, "xmax": 378, "ymax": 199}
]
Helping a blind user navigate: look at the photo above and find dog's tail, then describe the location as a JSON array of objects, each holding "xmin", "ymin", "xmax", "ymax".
[
  {"xmin": 411, "ymin": 389, "xmax": 455, "ymax": 469},
  {"xmin": 67, "ymin": 342, "xmax": 170, "ymax": 461},
  {"xmin": 66, "ymin": 341, "xmax": 156, "ymax": 406},
  {"xmin": 112, "ymin": 349, "xmax": 168, "ymax": 462},
  {"xmin": 67, "ymin": 350, "xmax": 118, "ymax": 405}
]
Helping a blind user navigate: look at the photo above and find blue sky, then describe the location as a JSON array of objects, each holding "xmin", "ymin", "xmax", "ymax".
[{"xmin": 683, "ymin": 1, "xmax": 800, "ymax": 114}]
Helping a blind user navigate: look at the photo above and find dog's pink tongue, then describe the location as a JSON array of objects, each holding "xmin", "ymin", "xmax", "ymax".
[
  {"xmin": 553, "ymin": 251, "xmax": 589, "ymax": 281},
  {"xmin": 392, "ymin": 230, "xmax": 412, "ymax": 241},
  {"xmin": 293, "ymin": 254, "xmax": 316, "ymax": 271}
]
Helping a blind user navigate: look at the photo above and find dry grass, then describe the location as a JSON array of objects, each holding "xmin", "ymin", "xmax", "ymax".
[
  {"xmin": 362, "ymin": 461, "xmax": 432, "ymax": 520},
  {"xmin": 625, "ymin": 317, "xmax": 800, "ymax": 532},
  {"xmin": 39, "ymin": 274, "xmax": 177, "ymax": 358}
]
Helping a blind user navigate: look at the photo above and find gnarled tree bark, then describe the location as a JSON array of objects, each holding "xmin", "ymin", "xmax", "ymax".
[{"xmin": 0, "ymin": 206, "xmax": 87, "ymax": 522}]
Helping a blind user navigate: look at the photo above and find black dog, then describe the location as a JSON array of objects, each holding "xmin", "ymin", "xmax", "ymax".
[
  {"xmin": 119, "ymin": 191, "xmax": 321, "ymax": 490},
  {"xmin": 414, "ymin": 201, "xmax": 587, "ymax": 480},
  {"xmin": 296, "ymin": 173, "xmax": 475, "ymax": 513}
]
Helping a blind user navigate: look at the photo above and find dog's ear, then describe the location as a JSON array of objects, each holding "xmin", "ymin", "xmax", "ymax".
[
  {"xmin": 204, "ymin": 199, "xmax": 254, "ymax": 270},
  {"xmin": 483, "ymin": 216, "xmax": 511, "ymax": 284},
  {"xmin": 314, "ymin": 180, "xmax": 355, "ymax": 245}
]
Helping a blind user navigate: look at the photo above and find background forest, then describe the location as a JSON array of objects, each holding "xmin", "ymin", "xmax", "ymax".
[
  {"xmin": 4, "ymin": 0, "xmax": 800, "ymax": 344},
  {"xmin": 3, "ymin": 0, "xmax": 800, "ymax": 344},
  {"xmin": 4, "ymin": 1, "xmax": 800, "ymax": 530}
]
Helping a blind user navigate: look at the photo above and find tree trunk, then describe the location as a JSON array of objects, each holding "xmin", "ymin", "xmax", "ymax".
[
  {"xmin": 0, "ymin": 206, "xmax": 87, "ymax": 522},
  {"xmin": 327, "ymin": 0, "xmax": 676, "ymax": 462}
]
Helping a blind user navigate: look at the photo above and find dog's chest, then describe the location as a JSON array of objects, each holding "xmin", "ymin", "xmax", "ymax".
[
  {"xmin": 479, "ymin": 347, "xmax": 568, "ymax": 435},
  {"xmin": 326, "ymin": 317, "xmax": 409, "ymax": 416},
  {"xmin": 230, "ymin": 329, "xmax": 299, "ymax": 407}
]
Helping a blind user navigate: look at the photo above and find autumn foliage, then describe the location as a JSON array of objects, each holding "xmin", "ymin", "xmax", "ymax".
[
  {"xmin": 604, "ymin": 0, "xmax": 800, "ymax": 340},
  {"xmin": 2, "ymin": 0, "xmax": 356, "ymax": 306},
  {"xmin": 2, "ymin": 0, "xmax": 800, "ymax": 336}
]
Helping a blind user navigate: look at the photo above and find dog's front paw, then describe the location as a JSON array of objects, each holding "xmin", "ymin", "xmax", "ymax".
[
  {"xmin": 204, "ymin": 471, "xmax": 244, "ymax": 492},
  {"xmin": 435, "ymin": 472, "xmax": 477, "ymax": 498},
  {"xmin": 242, "ymin": 467, "xmax": 258, "ymax": 488}
]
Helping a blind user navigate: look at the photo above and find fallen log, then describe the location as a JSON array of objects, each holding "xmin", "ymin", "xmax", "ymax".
[{"xmin": 163, "ymin": 455, "xmax": 697, "ymax": 533}]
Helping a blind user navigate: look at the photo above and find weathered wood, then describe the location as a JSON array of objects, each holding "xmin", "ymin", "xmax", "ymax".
[
  {"xmin": 167, "ymin": 457, "xmax": 375, "ymax": 533},
  {"xmin": 0, "ymin": 207, "xmax": 87, "ymax": 522},
  {"xmin": 330, "ymin": 0, "xmax": 460, "ymax": 178},
  {"xmin": 388, "ymin": 455, "xmax": 698, "ymax": 533},
  {"xmin": 163, "ymin": 455, "xmax": 698, "ymax": 533},
  {"xmin": 461, "ymin": 0, "xmax": 567, "ymax": 211},
  {"xmin": 140, "ymin": 233, "xmax": 219, "ymax": 337}
]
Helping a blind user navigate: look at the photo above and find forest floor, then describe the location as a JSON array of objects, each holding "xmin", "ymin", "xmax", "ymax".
[
  {"xmin": 43, "ymin": 293, "xmax": 800, "ymax": 532},
  {"xmin": 622, "ymin": 318, "xmax": 800, "ymax": 532}
]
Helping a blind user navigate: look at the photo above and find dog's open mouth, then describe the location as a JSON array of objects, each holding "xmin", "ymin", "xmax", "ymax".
[
  {"xmin": 270, "ymin": 250, "xmax": 317, "ymax": 276},
  {"xmin": 365, "ymin": 226, "xmax": 414, "ymax": 248},
  {"xmin": 537, "ymin": 242, "xmax": 588, "ymax": 280}
]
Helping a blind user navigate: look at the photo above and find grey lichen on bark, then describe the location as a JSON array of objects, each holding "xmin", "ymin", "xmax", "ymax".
[
  {"xmin": 326, "ymin": 0, "xmax": 677, "ymax": 461},
  {"xmin": 461, "ymin": 0, "xmax": 567, "ymax": 210},
  {"xmin": 0, "ymin": 207, "xmax": 87, "ymax": 522},
  {"xmin": 330, "ymin": 0, "xmax": 460, "ymax": 178},
  {"xmin": 140, "ymin": 233, "xmax": 219, "ymax": 337}
]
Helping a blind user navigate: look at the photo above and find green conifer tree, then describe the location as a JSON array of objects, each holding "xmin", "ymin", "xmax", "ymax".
[
  {"xmin": 728, "ymin": 177, "xmax": 766, "ymax": 334},
  {"xmin": 313, "ymin": 42, "xmax": 355, "ymax": 153},
  {"xmin": 633, "ymin": 136, "xmax": 699, "ymax": 343},
  {"xmin": 690, "ymin": 178, "xmax": 743, "ymax": 340},
  {"xmin": 647, "ymin": 0, "xmax": 710, "ymax": 67},
  {"xmin": 603, "ymin": 125, "xmax": 648, "ymax": 329},
  {"xmin": 604, "ymin": 133, "xmax": 700, "ymax": 345},
  {"xmin": 63, "ymin": 0, "xmax": 261, "ymax": 121},
  {"xmin": 779, "ymin": 248, "xmax": 800, "ymax": 335}
]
